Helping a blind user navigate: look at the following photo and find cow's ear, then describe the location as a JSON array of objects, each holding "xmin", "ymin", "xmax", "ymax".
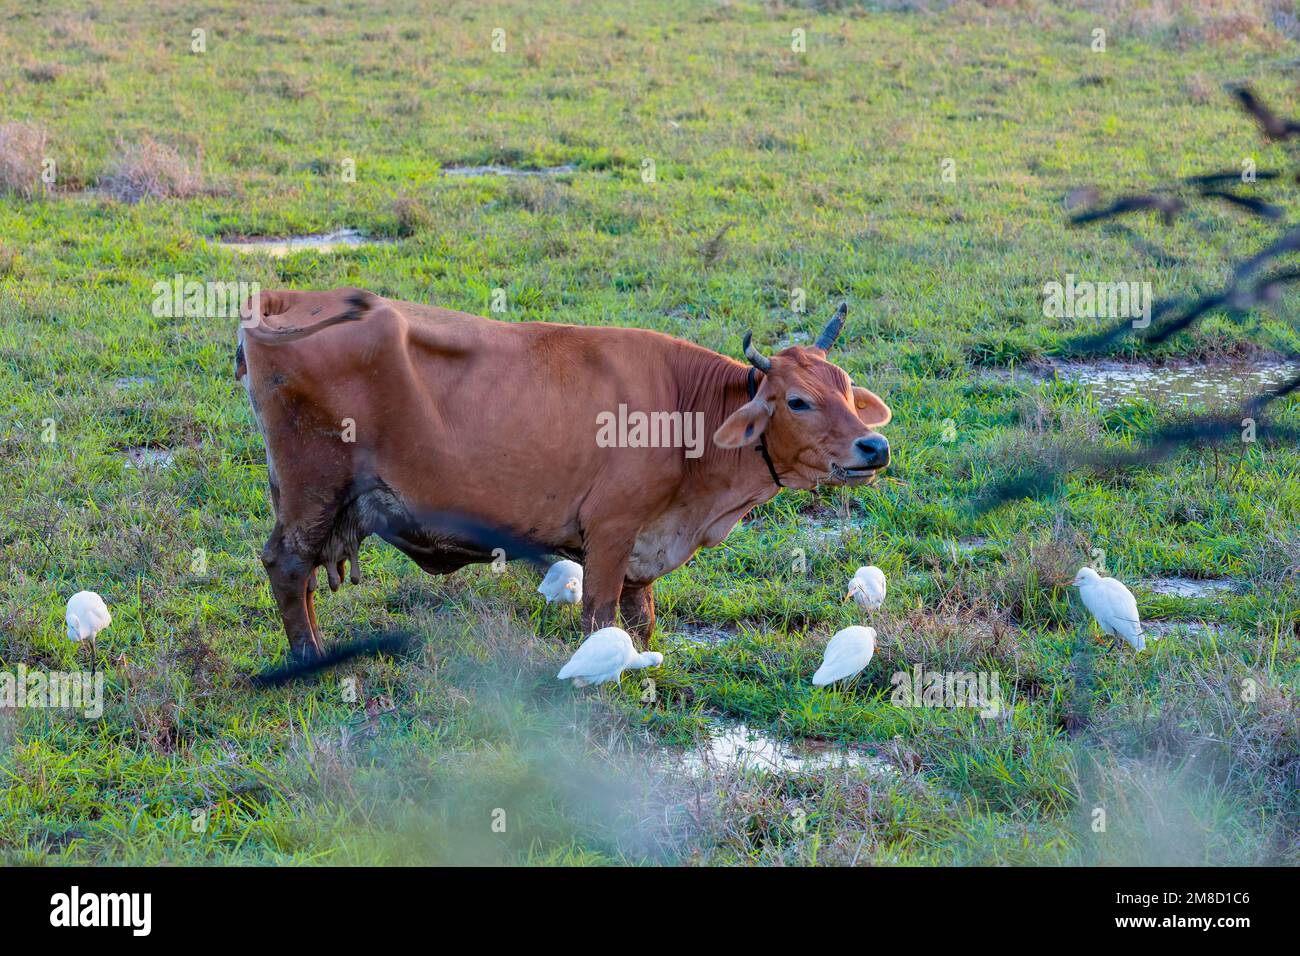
[
  {"xmin": 714, "ymin": 398, "xmax": 772, "ymax": 449},
  {"xmin": 852, "ymin": 387, "xmax": 891, "ymax": 428}
]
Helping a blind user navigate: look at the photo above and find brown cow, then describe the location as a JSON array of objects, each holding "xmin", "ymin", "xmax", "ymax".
[{"xmin": 236, "ymin": 289, "xmax": 891, "ymax": 661}]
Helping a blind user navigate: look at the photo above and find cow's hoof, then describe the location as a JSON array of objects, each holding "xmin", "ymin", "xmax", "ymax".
[{"xmin": 291, "ymin": 642, "xmax": 325, "ymax": 665}]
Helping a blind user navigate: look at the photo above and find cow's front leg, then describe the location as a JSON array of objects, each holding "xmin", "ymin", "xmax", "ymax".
[
  {"xmin": 579, "ymin": 525, "xmax": 637, "ymax": 636},
  {"xmin": 619, "ymin": 582, "xmax": 656, "ymax": 649}
]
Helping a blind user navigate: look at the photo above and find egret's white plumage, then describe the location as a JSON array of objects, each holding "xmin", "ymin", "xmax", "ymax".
[
  {"xmin": 65, "ymin": 591, "xmax": 111, "ymax": 670},
  {"xmin": 812, "ymin": 625, "xmax": 877, "ymax": 686},
  {"xmin": 845, "ymin": 566, "xmax": 886, "ymax": 611},
  {"xmin": 556, "ymin": 626, "xmax": 663, "ymax": 687},
  {"xmin": 66, "ymin": 590, "xmax": 111, "ymax": 643},
  {"xmin": 538, "ymin": 559, "xmax": 583, "ymax": 605},
  {"xmin": 1071, "ymin": 567, "xmax": 1149, "ymax": 651}
]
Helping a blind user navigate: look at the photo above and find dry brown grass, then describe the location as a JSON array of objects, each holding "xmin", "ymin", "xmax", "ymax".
[
  {"xmin": 1080, "ymin": 659, "xmax": 1300, "ymax": 862},
  {"xmin": 100, "ymin": 136, "xmax": 203, "ymax": 203},
  {"xmin": 942, "ymin": 0, "xmax": 1297, "ymax": 44},
  {"xmin": 699, "ymin": 762, "xmax": 941, "ymax": 865},
  {"xmin": 523, "ymin": 33, "xmax": 551, "ymax": 67},
  {"xmin": 0, "ymin": 241, "xmax": 17, "ymax": 277},
  {"xmin": 0, "ymin": 122, "xmax": 49, "ymax": 199},
  {"xmin": 21, "ymin": 62, "xmax": 63, "ymax": 84},
  {"xmin": 1183, "ymin": 71, "xmax": 1212, "ymax": 103},
  {"xmin": 49, "ymin": 14, "xmax": 114, "ymax": 60},
  {"xmin": 392, "ymin": 191, "xmax": 433, "ymax": 236}
]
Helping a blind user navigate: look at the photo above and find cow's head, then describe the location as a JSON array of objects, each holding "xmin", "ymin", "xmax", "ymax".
[{"xmin": 713, "ymin": 304, "xmax": 891, "ymax": 489}]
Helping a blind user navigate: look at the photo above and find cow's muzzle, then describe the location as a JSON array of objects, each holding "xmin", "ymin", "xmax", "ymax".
[
  {"xmin": 853, "ymin": 434, "xmax": 890, "ymax": 470},
  {"xmin": 828, "ymin": 435, "xmax": 889, "ymax": 484}
]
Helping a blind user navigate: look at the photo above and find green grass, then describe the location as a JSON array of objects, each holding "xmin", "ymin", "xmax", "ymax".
[{"xmin": 0, "ymin": 0, "xmax": 1297, "ymax": 865}]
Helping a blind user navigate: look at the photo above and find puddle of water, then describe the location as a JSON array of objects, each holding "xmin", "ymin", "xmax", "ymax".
[
  {"xmin": 122, "ymin": 447, "xmax": 175, "ymax": 469},
  {"xmin": 800, "ymin": 516, "xmax": 863, "ymax": 541},
  {"xmin": 671, "ymin": 721, "xmax": 891, "ymax": 777},
  {"xmin": 217, "ymin": 228, "xmax": 391, "ymax": 257},
  {"xmin": 670, "ymin": 622, "xmax": 740, "ymax": 646},
  {"xmin": 952, "ymin": 536, "xmax": 993, "ymax": 556},
  {"xmin": 1144, "ymin": 620, "xmax": 1226, "ymax": 639},
  {"xmin": 1141, "ymin": 577, "xmax": 1238, "ymax": 598},
  {"xmin": 442, "ymin": 164, "xmax": 576, "ymax": 177},
  {"xmin": 998, "ymin": 360, "xmax": 1300, "ymax": 409},
  {"xmin": 112, "ymin": 376, "xmax": 153, "ymax": 391}
]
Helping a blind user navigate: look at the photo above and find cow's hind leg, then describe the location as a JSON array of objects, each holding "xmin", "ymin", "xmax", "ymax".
[
  {"xmin": 619, "ymin": 582, "xmax": 656, "ymax": 649},
  {"xmin": 262, "ymin": 522, "xmax": 326, "ymax": 662},
  {"xmin": 304, "ymin": 570, "xmax": 326, "ymax": 649}
]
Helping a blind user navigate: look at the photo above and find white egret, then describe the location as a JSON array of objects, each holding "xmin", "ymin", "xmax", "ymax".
[
  {"xmin": 812, "ymin": 625, "xmax": 877, "ymax": 686},
  {"xmin": 845, "ymin": 566, "xmax": 886, "ymax": 611},
  {"xmin": 538, "ymin": 559, "xmax": 583, "ymax": 605},
  {"xmin": 65, "ymin": 590, "xmax": 111, "ymax": 671},
  {"xmin": 557, "ymin": 626, "xmax": 663, "ymax": 687},
  {"xmin": 1070, "ymin": 567, "xmax": 1149, "ymax": 652}
]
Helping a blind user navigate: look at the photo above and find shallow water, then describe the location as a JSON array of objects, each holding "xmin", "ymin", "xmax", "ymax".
[
  {"xmin": 671, "ymin": 721, "xmax": 891, "ymax": 776},
  {"xmin": 217, "ymin": 228, "xmax": 390, "ymax": 257},
  {"xmin": 1008, "ymin": 360, "xmax": 1300, "ymax": 409},
  {"xmin": 442, "ymin": 164, "xmax": 576, "ymax": 177},
  {"xmin": 111, "ymin": 376, "xmax": 153, "ymax": 391},
  {"xmin": 670, "ymin": 622, "xmax": 740, "ymax": 646},
  {"xmin": 1144, "ymin": 620, "xmax": 1226, "ymax": 639},
  {"xmin": 122, "ymin": 447, "xmax": 174, "ymax": 469},
  {"xmin": 799, "ymin": 515, "xmax": 862, "ymax": 541},
  {"xmin": 775, "ymin": 330, "xmax": 811, "ymax": 350},
  {"xmin": 1141, "ymin": 577, "xmax": 1238, "ymax": 598}
]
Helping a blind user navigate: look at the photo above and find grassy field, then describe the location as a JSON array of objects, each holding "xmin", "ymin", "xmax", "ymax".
[{"xmin": 1, "ymin": 0, "xmax": 1297, "ymax": 865}]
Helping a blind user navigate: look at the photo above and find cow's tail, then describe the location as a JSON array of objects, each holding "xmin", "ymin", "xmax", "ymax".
[{"xmin": 242, "ymin": 290, "xmax": 376, "ymax": 344}]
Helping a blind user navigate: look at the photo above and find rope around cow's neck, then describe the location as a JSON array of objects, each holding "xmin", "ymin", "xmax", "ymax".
[{"xmin": 746, "ymin": 367, "xmax": 784, "ymax": 489}]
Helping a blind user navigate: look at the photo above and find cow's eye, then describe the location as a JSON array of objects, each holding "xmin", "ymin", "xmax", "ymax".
[{"xmin": 787, "ymin": 396, "xmax": 812, "ymax": 412}]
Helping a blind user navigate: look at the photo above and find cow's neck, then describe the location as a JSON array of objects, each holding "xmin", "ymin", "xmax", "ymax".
[{"xmin": 675, "ymin": 347, "xmax": 789, "ymax": 516}]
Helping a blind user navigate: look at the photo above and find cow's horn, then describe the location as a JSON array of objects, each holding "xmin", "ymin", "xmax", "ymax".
[
  {"xmin": 742, "ymin": 331, "xmax": 771, "ymax": 372},
  {"xmin": 815, "ymin": 303, "xmax": 848, "ymax": 351}
]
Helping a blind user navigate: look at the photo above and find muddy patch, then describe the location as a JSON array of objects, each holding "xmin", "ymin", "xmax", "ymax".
[
  {"xmin": 669, "ymin": 720, "xmax": 892, "ymax": 777},
  {"xmin": 1141, "ymin": 577, "xmax": 1239, "ymax": 598},
  {"xmin": 122, "ymin": 446, "xmax": 175, "ymax": 470},
  {"xmin": 216, "ymin": 228, "xmax": 392, "ymax": 257},
  {"xmin": 442, "ymin": 164, "xmax": 576, "ymax": 178},
  {"xmin": 989, "ymin": 359, "xmax": 1300, "ymax": 409}
]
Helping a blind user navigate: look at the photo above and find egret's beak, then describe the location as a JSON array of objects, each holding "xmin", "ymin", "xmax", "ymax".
[
  {"xmin": 564, "ymin": 580, "xmax": 578, "ymax": 592},
  {"xmin": 843, "ymin": 588, "xmax": 857, "ymax": 603}
]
